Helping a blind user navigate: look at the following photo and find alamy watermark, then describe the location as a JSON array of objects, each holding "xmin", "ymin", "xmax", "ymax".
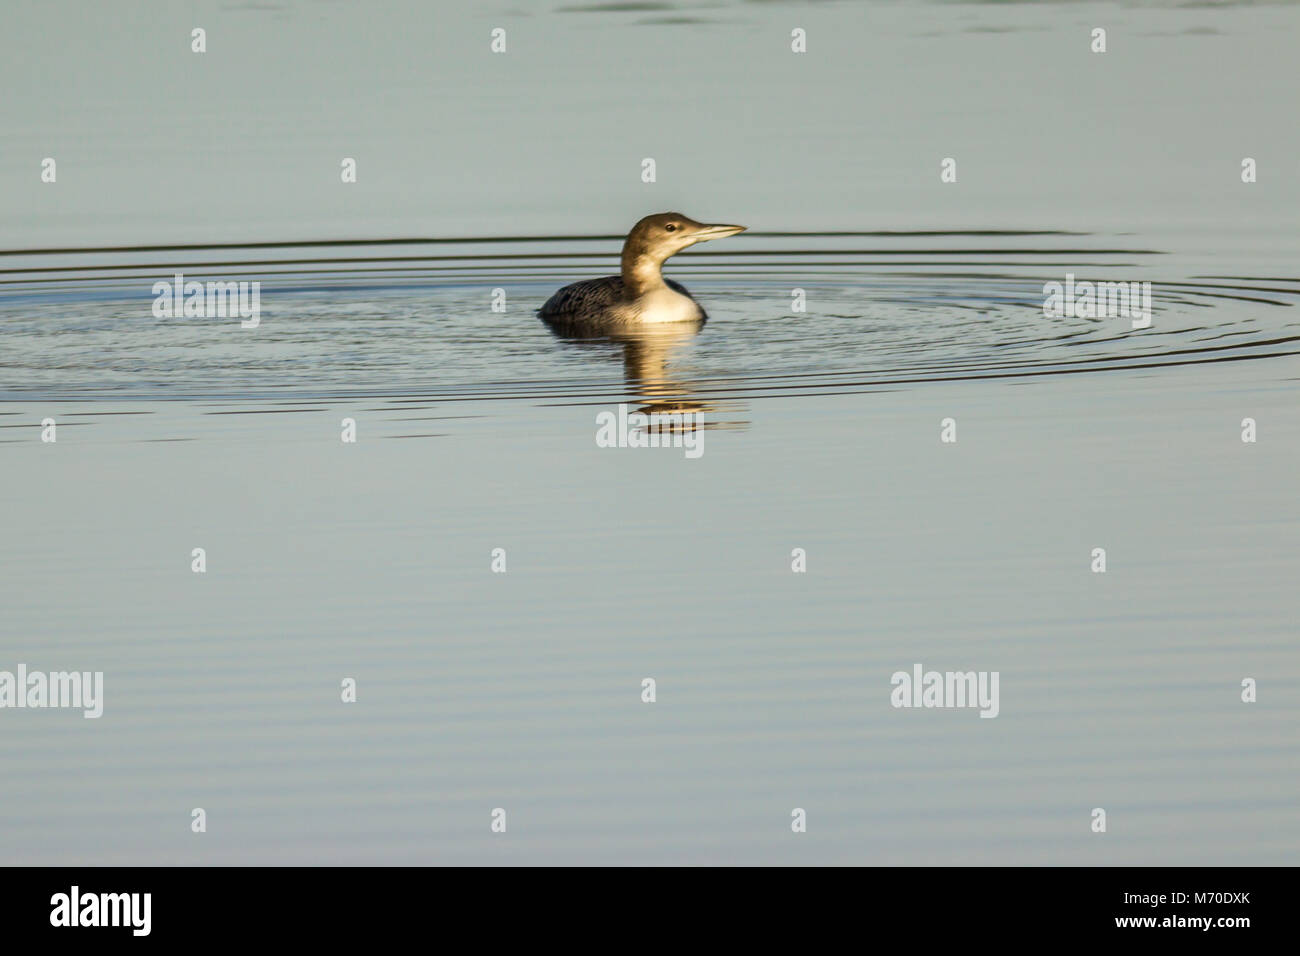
[
  {"xmin": 595, "ymin": 403, "xmax": 703, "ymax": 459},
  {"xmin": 152, "ymin": 272, "xmax": 261, "ymax": 327},
  {"xmin": 890, "ymin": 663, "xmax": 999, "ymax": 718},
  {"xmin": 50, "ymin": 886, "xmax": 150, "ymax": 936},
  {"xmin": 0, "ymin": 664, "xmax": 103, "ymax": 718},
  {"xmin": 1043, "ymin": 274, "xmax": 1151, "ymax": 329}
]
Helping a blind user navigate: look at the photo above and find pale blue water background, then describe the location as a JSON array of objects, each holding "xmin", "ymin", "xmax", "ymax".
[{"xmin": 1, "ymin": 0, "xmax": 1298, "ymax": 864}]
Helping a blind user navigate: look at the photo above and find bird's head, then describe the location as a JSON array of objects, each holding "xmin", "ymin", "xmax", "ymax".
[{"xmin": 624, "ymin": 212, "xmax": 747, "ymax": 263}]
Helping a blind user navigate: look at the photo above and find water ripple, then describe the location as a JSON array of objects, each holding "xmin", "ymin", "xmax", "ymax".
[{"xmin": 1, "ymin": 232, "xmax": 1296, "ymax": 404}]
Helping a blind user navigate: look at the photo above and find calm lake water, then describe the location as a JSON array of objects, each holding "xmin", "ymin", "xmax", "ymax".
[{"xmin": 2, "ymin": 0, "xmax": 1298, "ymax": 865}]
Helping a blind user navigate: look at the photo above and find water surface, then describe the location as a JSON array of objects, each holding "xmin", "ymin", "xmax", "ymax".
[{"xmin": 2, "ymin": 0, "xmax": 1298, "ymax": 865}]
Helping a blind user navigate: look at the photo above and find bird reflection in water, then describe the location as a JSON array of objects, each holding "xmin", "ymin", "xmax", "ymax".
[{"xmin": 540, "ymin": 317, "xmax": 749, "ymax": 434}]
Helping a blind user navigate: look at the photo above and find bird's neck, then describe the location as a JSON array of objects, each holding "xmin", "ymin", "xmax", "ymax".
[{"xmin": 621, "ymin": 244, "xmax": 668, "ymax": 297}]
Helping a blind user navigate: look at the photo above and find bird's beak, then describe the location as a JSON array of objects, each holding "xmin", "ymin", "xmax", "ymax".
[{"xmin": 690, "ymin": 223, "xmax": 747, "ymax": 241}]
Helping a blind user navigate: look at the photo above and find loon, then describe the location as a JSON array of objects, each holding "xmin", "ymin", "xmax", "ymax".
[{"xmin": 538, "ymin": 212, "xmax": 746, "ymax": 335}]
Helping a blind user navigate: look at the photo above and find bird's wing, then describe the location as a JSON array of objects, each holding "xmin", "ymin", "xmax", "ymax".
[{"xmin": 538, "ymin": 276, "xmax": 625, "ymax": 317}]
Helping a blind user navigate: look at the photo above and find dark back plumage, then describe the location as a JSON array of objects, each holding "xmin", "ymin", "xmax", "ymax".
[{"xmin": 538, "ymin": 275, "xmax": 625, "ymax": 319}]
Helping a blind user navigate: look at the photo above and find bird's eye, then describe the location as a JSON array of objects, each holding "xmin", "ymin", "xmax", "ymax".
[{"xmin": 665, "ymin": 223, "xmax": 677, "ymax": 232}]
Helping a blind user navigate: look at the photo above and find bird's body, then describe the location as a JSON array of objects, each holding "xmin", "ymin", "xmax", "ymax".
[
  {"xmin": 541, "ymin": 275, "xmax": 701, "ymax": 329},
  {"xmin": 539, "ymin": 212, "xmax": 745, "ymax": 336}
]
